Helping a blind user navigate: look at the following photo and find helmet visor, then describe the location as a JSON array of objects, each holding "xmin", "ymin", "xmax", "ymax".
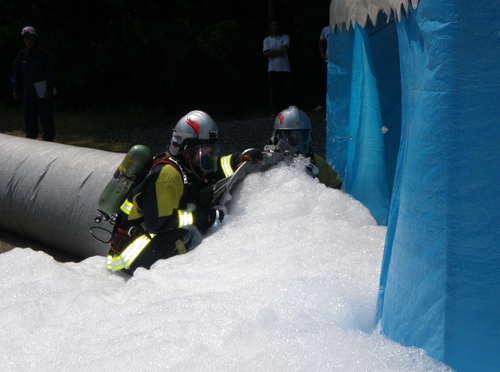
[
  {"xmin": 276, "ymin": 129, "xmax": 311, "ymax": 155},
  {"xmin": 189, "ymin": 142, "xmax": 220, "ymax": 179}
]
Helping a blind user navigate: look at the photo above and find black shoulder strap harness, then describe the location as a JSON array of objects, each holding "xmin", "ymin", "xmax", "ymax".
[
  {"xmin": 109, "ymin": 154, "xmax": 189, "ymax": 255},
  {"xmin": 141, "ymin": 153, "xmax": 189, "ymax": 194}
]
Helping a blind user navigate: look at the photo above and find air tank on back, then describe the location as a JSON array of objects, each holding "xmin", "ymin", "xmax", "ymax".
[{"xmin": 97, "ymin": 145, "xmax": 153, "ymax": 219}]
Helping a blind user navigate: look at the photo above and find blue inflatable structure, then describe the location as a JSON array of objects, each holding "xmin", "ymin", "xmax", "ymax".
[
  {"xmin": 327, "ymin": 13, "xmax": 401, "ymax": 226},
  {"xmin": 326, "ymin": 1, "xmax": 500, "ymax": 371}
]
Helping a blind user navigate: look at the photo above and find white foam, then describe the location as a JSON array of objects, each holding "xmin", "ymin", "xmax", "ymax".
[{"xmin": 0, "ymin": 159, "xmax": 452, "ymax": 371}]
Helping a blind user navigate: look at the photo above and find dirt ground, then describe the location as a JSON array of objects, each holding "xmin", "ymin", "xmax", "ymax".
[{"xmin": 0, "ymin": 230, "xmax": 83, "ymax": 263}]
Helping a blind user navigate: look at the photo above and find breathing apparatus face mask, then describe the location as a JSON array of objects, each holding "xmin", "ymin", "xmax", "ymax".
[
  {"xmin": 275, "ymin": 129, "xmax": 311, "ymax": 156},
  {"xmin": 188, "ymin": 142, "xmax": 220, "ymax": 181}
]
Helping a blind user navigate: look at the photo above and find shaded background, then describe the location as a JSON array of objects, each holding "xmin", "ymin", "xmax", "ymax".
[{"xmin": 0, "ymin": 0, "xmax": 331, "ymax": 116}]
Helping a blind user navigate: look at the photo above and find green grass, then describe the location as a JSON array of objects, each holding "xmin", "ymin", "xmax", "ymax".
[{"xmin": 0, "ymin": 104, "xmax": 176, "ymax": 153}]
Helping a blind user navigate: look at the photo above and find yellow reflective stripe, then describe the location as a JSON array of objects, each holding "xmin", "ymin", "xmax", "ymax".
[
  {"xmin": 109, "ymin": 255, "xmax": 125, "ymax": 271},
  {"xmin": 106, "ymin": 233, "xmax": 157, "ymax": 272},
  {"xmin": 106, "ymin": 254, "xmax": 126, "ymax": 271},
  {"xmin": 176, "ymin": 239, "xmax": 187, "ymax": 255},
  {"xmin": 106, "ymin": 255, "xmax": 113, "ymax": 270},
  {"xmin": 122, "ymin": 234, "xmax": 155, "ymax": 267},
  {"xmin": 120, "ymin": 199, "xmax": 133, "ymax": 215},
  {"xmin": 220, "ymin": 155, "xmax": 234, "ymax": 178},
  {"xmin": 177, "ymin": 210, "xmax": 194, "ymax": 227}
]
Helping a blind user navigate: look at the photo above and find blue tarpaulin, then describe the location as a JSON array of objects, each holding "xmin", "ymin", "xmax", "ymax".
[
  {"xmin": 377, "ymin": 3, "xmax": 500, "ymax": 371},
  {"xmin": 327, "ymin": 0, "xmax": 500, "ymax": 371},
  {"xmin": 327, "ymin": 14, "xmax": 401, "ymax": 225}
]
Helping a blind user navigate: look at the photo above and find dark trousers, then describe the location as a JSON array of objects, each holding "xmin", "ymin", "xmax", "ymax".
[
  {"xmin": 269, "ymin": 71, "xmax": 294, "ymax": 115},
  {"xmin": 22, "ymin": 86, "xmax": 55, "ymax": 141},
  {"xmin": 123, "ymin": 228, "xmax": 191, "ymax": 274}
]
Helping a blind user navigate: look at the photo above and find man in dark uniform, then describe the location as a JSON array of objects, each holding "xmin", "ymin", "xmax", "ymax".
[{"xmin": 11, "ymin": 26, "xmax": 56, "ymax": 141}]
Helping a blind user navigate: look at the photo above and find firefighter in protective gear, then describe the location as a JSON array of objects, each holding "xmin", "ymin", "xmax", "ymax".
[
  {"xmin": 11, "ymin": 26, "xmax": 56, "ymax": 141},
  {"xmin": 269, "ymin": 105, "xmax": 343, "ymax": 189},
  {"xmin": 107, "ymin": 110, "xmax": 262, "ymax": 274}
]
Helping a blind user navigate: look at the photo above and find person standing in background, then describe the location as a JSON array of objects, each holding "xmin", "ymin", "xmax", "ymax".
[
  {"xmin": 263, "ymin": 18, "xmax": 294, "ymax": 116},
  {"xmin": 314, "ymin": 25, "xmax": 330, "ymax": 111},
  {"xmin": 11, "ymin": 26, "xmax": 56, "ymax": 141}
]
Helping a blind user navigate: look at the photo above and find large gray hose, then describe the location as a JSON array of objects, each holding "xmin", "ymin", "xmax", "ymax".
[{"xmin": 0, "ymin": 134, "xmax": 125, "ymax": 258}]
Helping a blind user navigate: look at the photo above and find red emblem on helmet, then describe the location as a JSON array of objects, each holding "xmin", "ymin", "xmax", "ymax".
[
  {"xmin": 186, "ymin": 118, "xmax": 200, "ymax": 134},
  {"xmin": 278, "ymin": 112, "xmax": 285, "ymax": 125}
]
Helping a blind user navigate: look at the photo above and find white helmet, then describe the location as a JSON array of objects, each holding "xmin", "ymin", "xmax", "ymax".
[
  {"xmin": 169, "ymin": 110, "xmax": 220, "ymax": 181},
  {"xmin": 272, "ymin": 106, "xmax": 312, "ymax": 155},
  {"xmin": 21, "ymin": 26, "xmax": 38, "ymax": 36}
]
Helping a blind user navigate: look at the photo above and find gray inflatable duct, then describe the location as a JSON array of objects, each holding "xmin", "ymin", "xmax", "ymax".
[{"xmin": 0, "ymin": 134, "xmax": 125, "ymax": 258}]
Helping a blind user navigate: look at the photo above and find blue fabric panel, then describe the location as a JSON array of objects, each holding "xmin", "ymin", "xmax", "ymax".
[
  {"xmin": 344, "ymin": 25, "xmax": 389, "ymax": 225},
  {"xmin": 379, "ymin": 3, "xmax": 500, "ymax": 371},
  {"xmin": 381, "ymin": 101, "xmax": 401, "ymax": 195},
  {"xmin": 367, "ymin": 20, "xmax": 401, "ymax": 198},
  {"xmin": 326, "ymin": 24, "xmax": 354, "ymax": 182}
]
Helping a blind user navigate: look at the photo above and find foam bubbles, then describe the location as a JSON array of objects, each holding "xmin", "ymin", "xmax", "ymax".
[{"xmin": 0, "ymin": 159, "xmax": 451, "ymax": 371}]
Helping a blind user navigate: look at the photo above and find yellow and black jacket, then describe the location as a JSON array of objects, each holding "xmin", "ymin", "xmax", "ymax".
[{"xmin": 107, "ymin": 151, "xmax": 241, "ymax": 273}]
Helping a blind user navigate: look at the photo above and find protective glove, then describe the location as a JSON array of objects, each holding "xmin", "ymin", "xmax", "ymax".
[
  {"xmin": 194, "ymin": 208, "xmax": 224, "ymax": 233},
  {"xmin": 240, "ymin": 149, "xmax": 262, "ymax": 164},
  {"xmin": 239, "ymin": 148, "xmax": 263, "ymax": 166}
]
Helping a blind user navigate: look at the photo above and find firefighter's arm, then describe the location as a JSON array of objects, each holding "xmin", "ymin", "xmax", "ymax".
[
  {"xmin": 218, "ymin": 153, "xmax": 240, "ymax": 178},
  {"xmin": 142, "ymin": 165, "xmax": 184, "ymax": 233},
  {"xmin": 314, "ymin": 155, "xmax": 343, "ymax": 189},
  {"xmin": 158, "ymin": 174, "xmax": 223, "ymax": 232},
  {"xmin": 218, "ymin": 149, "xmax": 262, "ymax": 179}
]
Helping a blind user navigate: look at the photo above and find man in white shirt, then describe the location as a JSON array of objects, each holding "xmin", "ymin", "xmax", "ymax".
[
  {"xmin": 263, "ymin": 19, "xmax": 294, "ymax": 115},
  {"xmin": 315, "ymin": 25, "xmax": 330, "ymax": 111}
]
